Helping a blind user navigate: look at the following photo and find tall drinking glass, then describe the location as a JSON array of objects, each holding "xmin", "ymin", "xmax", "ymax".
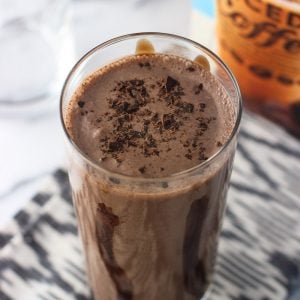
[{"xmin": 60, "ymin": 33, "xmax": 242, "ymax": 300}]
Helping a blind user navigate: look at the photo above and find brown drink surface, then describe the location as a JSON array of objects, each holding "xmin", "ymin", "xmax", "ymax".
[
  {"xmin": 66, "ymin": 54, "xmax": 234, "ymax": 177},
  {"xmin": 65, "ymin": 53, "xmax": 236, "ymax": 300}
]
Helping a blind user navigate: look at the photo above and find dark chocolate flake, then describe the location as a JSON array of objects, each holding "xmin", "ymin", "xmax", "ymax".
[
  {"xmin": 153, "ymin": 149, "xmax": 160, "ymax": 156},
  {"xmin": 138, "ymin": 61, "xmax": 151, "ymax": 69},
  {"xmin": 124, "ymin": 114, "xmax": 132, "ymax": 121},
  {"xmin": 130, "ymin": 79, "xmax": 144, "ymax": 86},
  {"xmin": 144, "ymin": 119, "xmax": 151, "ymax": 126},
  {"xmin": 182, "ymin": 103, "xmax": 194, "ymax": 113},
  {"xmin": 78, "ymin": 101, "xmax": 85, "ymax": 108},
  {"xmin": 198, "ymin": 146, "xmax": 208, "ymax": 161},
  {"xmin": 143, "ymin": 148, "xmax": 150, "ymax": 157},
  {"xmin": 139, "ymin": 166, "xmax": 146, "ymax": 174},
  {"xmin": 127, "ymin": 101, "xmax": 140, "ymax": 113},
  {"xmin": 192, "ymin": 140, "xmax": 198, "ymax": 148},
  {"xmin": 199, "ymin": 103, "xmax": 206, "ymax": 112},
  {"xmin": 128, "ymin": 140, "xmax": 137, "ymax": 147},
  {"xmin": 162, "ymin": 182, "xmax": 168, "ymax": 188},
  {"xmin": 198, "ymin": 122, "xmax": 208, "ymax": 131},
  {"xmin": 183, "ymin": 140, "xmax": 190, "ymax": 148},
  {"xmin": 166, "ymin": 76, "xmax": 179, "ymax": 92},
  {"xmin": 185, "ymin": 153, "xmax": 193, "ymax": 160},
  {"xmin": 163, "ymin": 114, "xmax": 178, "ymax": 130},
  {"xmin": 128, "ymin": 130, "xmax": 145, "ymax": 139},
  {"xmin": 100, "ymin": 137, "xmax": 108, "ymax": 143},
  {"xmin": 194, "ymin": 83, "xmax": 203, "ymax": 95},
  {"xmin": 108, "ymin": 141, "xmax": 123, "ymax": 152}
]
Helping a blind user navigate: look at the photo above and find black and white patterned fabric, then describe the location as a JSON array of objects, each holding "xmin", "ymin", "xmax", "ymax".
[{"xmin": 0, "ymin": 112, "xmax": 300, "ymax": 300}]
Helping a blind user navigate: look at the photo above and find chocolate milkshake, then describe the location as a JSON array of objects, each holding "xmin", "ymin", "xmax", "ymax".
[{"xmin": 61, "ymin": 34, "xmax": 241, "ymax": 300}]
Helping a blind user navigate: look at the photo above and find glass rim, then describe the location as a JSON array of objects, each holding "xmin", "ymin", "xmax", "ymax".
[{"xmin": 60, "ymin": 32, "xmax": 242, "ymax": 183}]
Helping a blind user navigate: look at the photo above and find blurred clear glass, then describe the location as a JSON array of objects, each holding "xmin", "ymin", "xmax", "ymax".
[
  {"xmin": 73, "ymin": 0, "xmax": 192, "ymax": 57},
  {"xmin": 0, "ymin": 0, "xmax": 74, "ymax": 116}
]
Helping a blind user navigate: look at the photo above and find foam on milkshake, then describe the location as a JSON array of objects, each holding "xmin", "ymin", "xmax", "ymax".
[{"xmin": 66, "ymin": 53, "xmax": 235, "ymax": 177}]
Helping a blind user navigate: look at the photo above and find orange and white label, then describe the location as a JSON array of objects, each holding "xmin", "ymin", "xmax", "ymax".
[{"xmin": 216, "ymin": 0, "xmax": 300, "ymax": 104}]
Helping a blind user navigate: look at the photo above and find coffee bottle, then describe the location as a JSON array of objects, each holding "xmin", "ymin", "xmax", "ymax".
[{"xmin": 216, "ymin": 0, "xmax": 300, "ymax": 137}]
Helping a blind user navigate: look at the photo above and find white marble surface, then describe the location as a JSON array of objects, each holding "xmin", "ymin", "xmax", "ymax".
[{"xmin": 0, "ymin": 1, "xmax": 216, "ymax": 228}]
